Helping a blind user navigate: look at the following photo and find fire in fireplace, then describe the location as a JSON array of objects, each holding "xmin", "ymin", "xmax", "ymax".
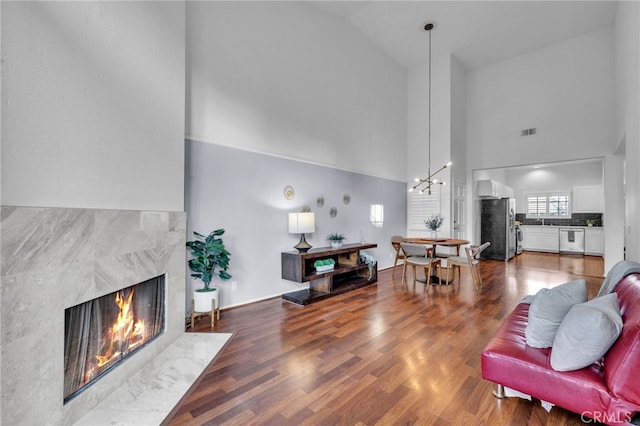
[{"xmin": 63, "ymin": 275, "xmax": 165, "ymax": 403}]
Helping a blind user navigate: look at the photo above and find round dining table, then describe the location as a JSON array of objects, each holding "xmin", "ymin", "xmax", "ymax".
[{"xmin": 402, "ymin": 237, "xmax": 470, "ymax": 284}]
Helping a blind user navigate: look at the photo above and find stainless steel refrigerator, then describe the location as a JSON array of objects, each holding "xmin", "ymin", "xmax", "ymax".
[{"xmin": 480, "ymin": 198, "xmax": 516, "ymax": 261}]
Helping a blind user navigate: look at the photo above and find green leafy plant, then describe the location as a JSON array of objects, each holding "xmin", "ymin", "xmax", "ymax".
[
  {"xmin": 186, "ymin": 229, "xmax": 232, "ymax": 291},
  {"xmin": 314, "ymin": 258, "xmax": 336, "ymax": 268},
  {"xmin": 326, "ymin": 233, "xmax": 346, "ymax": 242},
  {"xmin": 586, "ymin": 219, "xmax": 596, "ymax": 226},
  {"xmin": 424, "ymin": 214, "xmax": 445, "ymax": 231}
]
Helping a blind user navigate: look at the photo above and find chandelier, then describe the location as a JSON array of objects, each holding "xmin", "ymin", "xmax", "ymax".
[{"xmin": 409, "ymin": 23, "xmax": 452, "ymax": 195}]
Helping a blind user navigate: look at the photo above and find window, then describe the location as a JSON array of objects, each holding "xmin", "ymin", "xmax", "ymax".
[
  {"xmin": 526, "ymin": 193, "xmax": 571, "ymax": 218},
  {"xmin": 408, "ymin": 185, "xmax": 441, "ymax": 230}
]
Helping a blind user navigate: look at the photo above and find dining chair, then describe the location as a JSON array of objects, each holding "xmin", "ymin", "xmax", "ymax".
[
  {"xmin": 391, "ymin": 235, "xmax": 407, "ymax": 274},
  {"xmin": 400, "ymin": 242, "xmax": 441, "ymax": 286},
  {"xmin": 445, "ymin": 242, "xmax": 491, "ymax": 289}
]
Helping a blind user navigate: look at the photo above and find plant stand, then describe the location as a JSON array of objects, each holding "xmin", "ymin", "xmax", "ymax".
[{"xmin": 190, "ymin": 298, "xmax": 220, "ymax": 328}]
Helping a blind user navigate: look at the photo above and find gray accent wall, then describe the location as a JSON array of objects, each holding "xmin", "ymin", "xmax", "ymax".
[{"xmin": 185, "ymin": 140, "xmax": 407, "ymax": 310}]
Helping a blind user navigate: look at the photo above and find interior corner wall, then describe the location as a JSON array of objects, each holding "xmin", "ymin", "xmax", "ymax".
[
  {"xmin": 615, "ymin": 1, "xmax": 640, "ymax": 264},
  {"xmin": 450, "ymin": 56, "xmax": 468, "ymax": 185},
  {"xmin": 1, "ymin": 2, "xmax": 185, "ymax": 211},
  {"xmin": 185, "ymin": 1, "xmax": 407, "ymax": 183}
]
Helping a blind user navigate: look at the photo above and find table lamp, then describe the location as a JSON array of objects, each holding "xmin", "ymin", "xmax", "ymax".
[{"xmin": 288, "ymin": 212, "xmax": 315, "ymax": 252}]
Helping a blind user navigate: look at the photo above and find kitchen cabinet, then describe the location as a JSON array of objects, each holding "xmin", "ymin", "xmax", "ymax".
[
  {"xmin": 541, "ymin": 227, "xmax": 560, "ymax": 252},
  {"xmin": 478, "ymin": 179, "xmax": 514, "ymax": 199},
  {"xmin": 521, "ymin": 226, "xmax": 559, "ymax": 253},
  {"xmin": 521, "ymin": 226, "xmax": 542, "ymax": 251},
  {"xmin": 573, "ymin": 185, "xmax": 603, "ymax": 213},
  {"xmin": 584, "ymin": 228, "xmax": 604, "ymax": 256}
]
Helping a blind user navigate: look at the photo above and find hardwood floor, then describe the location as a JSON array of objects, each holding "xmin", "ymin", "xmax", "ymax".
[{"xmin": 164, "ymin": 252, "xmax": 605, "ymax": 425}]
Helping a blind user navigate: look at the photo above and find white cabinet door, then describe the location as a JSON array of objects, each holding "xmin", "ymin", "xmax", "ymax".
[
  {"xmin": 585, "ymin": 228, "xmax": 604, "ymax": 255},
  {"xmin": 522, "ymin": 226, "xmax": 542, "ymax": 250},
  {"xmin": 521, "ymin": 226, "xmax": 558, "ymax": 252},
  {"xmin": 573, "ymin": 186, "xmax": 603, "ymax": 213},
  {"xmin": 478, "ymin": 180, "xmax": 499, "ymax": 198},
  {"xmin": 541, "ymin": 227, "xmax": 560, "ymax": 252}
]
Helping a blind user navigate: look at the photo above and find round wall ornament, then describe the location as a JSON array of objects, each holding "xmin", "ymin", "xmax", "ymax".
[
  {"xmin": 317, "ymin": 196, "xmax": 325, "ymax": 208},
  {"xmin": 343, "ymin": 194, "xmax": 351, "ymax": 205},
  {"xmin": 330, "ymin": 207, "xmax": 338, "ymax": 218},
  {"xmin": 283, "ymin": 185, "xmax": 295, "ymax": 200}
]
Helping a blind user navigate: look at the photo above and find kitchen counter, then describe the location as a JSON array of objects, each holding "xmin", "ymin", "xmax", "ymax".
[
  {"xmin": 519, "ymin": 225, "xmax": 603, "ymax": 255},
  {"xmin": 519, "ymin": 225, "xmax": 602, "ymax": 229}
]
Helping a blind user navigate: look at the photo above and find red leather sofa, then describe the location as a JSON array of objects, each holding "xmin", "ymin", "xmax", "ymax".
[{"xmin": 481, "ymin": 273, "xmax": 640, "ymax": 425}]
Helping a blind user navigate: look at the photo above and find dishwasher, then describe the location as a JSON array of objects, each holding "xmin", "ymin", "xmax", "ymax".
[{"xmin": 559, "ymin": 228, "xmax": 585, "ymax": 255}]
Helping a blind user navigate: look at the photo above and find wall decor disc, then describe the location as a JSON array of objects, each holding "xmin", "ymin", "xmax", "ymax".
[
  {"xmin": 330, "ymin": 207, "xmax": 338, "ymax": 218},
  {"xmin": 283, "ymin": 185, "xmax": 295, "ymax": 200},
  {"xmin": 301, "ymin": 205, "xmax": 311, "ymax": 212},
  {"xmin": 343, "ymin": 194, "xmax": 351, "ymax": 205},
  {"xmin": 317, "ymin": 196, "xmax": 325, "ymax": 208}
]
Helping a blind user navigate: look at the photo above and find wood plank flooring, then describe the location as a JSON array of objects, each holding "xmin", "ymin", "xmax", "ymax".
[{"xmin": 164, "ymin": 252, "xmax": 605, "ymax": 425}]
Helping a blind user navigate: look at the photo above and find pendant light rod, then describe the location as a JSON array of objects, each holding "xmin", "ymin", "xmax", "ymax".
[
  {"xmin": 426, "ymin": 22, "xmax": 433, "ymax": 195},
  {"xmin": 409, "ymin": 21, "xmax": 452, "ymax": 195}
]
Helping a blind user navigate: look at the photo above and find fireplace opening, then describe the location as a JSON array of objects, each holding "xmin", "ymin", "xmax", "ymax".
[{"xmin": 63, "ymin": 275, "xmax": 165, "ymax": 403}]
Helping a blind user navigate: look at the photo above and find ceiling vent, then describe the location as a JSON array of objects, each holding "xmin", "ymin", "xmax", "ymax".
[{"xmin": 520, "ymin": 128, "xmax": 537, "ymax": 136}]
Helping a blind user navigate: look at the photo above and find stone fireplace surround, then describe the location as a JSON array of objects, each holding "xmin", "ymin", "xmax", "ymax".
[{"xmin": 1, "ymin": 206, "xmax": 186, "ymax": 425}]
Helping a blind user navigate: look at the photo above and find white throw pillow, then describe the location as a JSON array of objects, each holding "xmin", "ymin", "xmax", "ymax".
[
  {"xmin": 525, "ymin": 279, "xmax": 587, "ymax": 348},
  {"xmin": 550, "ymin": 293, "xmax": 623, "ymax": 372}
]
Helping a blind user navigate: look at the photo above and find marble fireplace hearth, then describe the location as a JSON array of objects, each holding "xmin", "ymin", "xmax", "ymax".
[{"xmin": 1, "ymin": 206, "xmax": 187, "ymax": 425}]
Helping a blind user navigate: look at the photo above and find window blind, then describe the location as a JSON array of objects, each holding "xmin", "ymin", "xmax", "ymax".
[{"xmin": 408, "ymin": 185, "xmax": 441, "ymax": 231}]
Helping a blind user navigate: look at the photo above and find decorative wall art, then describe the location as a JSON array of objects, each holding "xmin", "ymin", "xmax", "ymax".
[
  {"xmin": 317, "ymin": 196, "xmax": 325, "ymax": 208},
  {"xmin": 330, "ymin": 207, "xmax": 337, "ymax": 218},
  {"xmin": 343, "ymin": 194, "xmax": 351, "ymax": 205},
  {"xmin": 283, "ymin": 185, "xmax": 295, "ymax": 200}
]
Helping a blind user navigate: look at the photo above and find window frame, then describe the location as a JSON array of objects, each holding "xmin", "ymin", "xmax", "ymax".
[{"xmin": 525, "ymin": 192, "xmax": 572, "ymax": 219}]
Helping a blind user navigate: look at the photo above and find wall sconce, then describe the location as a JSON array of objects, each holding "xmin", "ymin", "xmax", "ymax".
[
  {"xmin": 370, "ymin": 204, "xmax": 384, "ymax": 228},
  {"xmin": 288, "ymin": 212, "xmax": 315, "ymax": 252}
]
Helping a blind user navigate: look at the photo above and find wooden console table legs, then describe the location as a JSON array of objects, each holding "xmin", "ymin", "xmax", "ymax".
[{"xmin": 190, "ymin": 299, "xmax": 220, "ymax": 329}]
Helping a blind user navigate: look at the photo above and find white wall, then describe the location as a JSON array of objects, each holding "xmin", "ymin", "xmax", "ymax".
[
  {"xmin": 1, "ymin": 2, "xmax": 185, "ymax": 211},
  {"xmin": 503, "ymin": 160, "xmax": 603, "ymax": 214},
  {"xmin": 186, "ymin": 1, "xmax": 406, "ymax": 182},
  {"xmin": 615, "ymin": 1, "xmax": 640, "ymax": 263},
  {"xmin": 467, "ymin": 27, "xmax": 615, "ymax": 171},
  {"xmin": 466, "ymin": 26, "xmax": 623, "ymax": 271},
  {"xmin": 450, "ymin": 56, "xmax": 468, "ymax": 184}
]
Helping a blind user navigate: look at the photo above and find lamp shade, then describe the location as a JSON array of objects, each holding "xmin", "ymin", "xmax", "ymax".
[{"xmin": 288, "ymin": 212, "xmax": 315, "ymax": 234}]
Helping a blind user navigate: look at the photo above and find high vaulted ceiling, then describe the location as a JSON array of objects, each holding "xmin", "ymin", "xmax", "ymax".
[{"xmin": 307, "ymin": 1, "xmax": 619, "ymax": 70}]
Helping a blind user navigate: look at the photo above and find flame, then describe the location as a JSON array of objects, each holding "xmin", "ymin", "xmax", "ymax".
[{"xmin": 94, "ymin": 289, "xmax": 146, "ymax": 368}]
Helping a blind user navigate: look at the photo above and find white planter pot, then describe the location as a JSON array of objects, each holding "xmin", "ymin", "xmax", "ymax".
[
  {"xmin": 194, "ymin": 287, "xmax": 219, "ymax": 312},
  {"xmin": 331, "ymin": 242, "xmax": 343, "ymax": 249}
]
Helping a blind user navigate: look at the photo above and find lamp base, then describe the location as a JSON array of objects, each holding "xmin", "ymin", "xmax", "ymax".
[{"xmin": 294, "ymin": 234, "xmax": 312, "ymax": 252}]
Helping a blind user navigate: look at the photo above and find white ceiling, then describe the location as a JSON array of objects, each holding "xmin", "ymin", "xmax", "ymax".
[{"xmin": 307, "ymin": 1, "xmax": 619, "ymax": 70}]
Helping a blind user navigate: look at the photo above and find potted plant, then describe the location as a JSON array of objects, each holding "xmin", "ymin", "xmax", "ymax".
[
  {"xmin": 314, "ymin": 258, "xmax": 335, "ymax": 273},
  {"xmin": 327, "ymin": 233, "xmax": 346, "ymax": 249},
  {"xmin": 186, "ymin": 228, "xmax": 232, "ymax": 313},
  {"xmin": 586, "ymin": 219, "xmax": 595, "ymax": 227},
  {"xmin": 424, "ymin": 214, "xmax": 445, "ymax": 239}
]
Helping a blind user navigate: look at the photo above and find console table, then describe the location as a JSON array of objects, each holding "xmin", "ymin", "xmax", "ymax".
[{"xmin": 281, "ymin": 243, "xmax": 377, "ymax": 305}]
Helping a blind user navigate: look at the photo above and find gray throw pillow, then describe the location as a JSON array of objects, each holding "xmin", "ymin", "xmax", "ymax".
[
  {"xmin": 525, "ymin": 279, "xmax": 587, "ymax": 348},
  {"xmin": 550, "ymin": 293, "xmax": 623, "ymax": 372}
]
